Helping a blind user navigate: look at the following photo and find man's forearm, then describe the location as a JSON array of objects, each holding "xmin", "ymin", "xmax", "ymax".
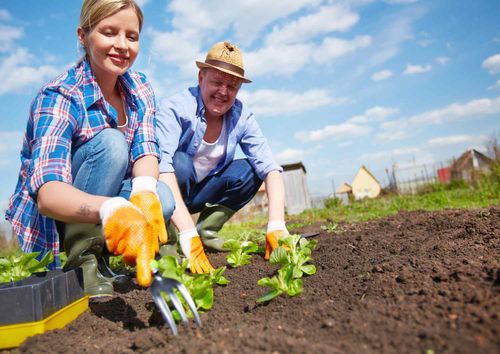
[{"xmin": 265, "ymin": 170, "xmax": 286, "ymax": 222}]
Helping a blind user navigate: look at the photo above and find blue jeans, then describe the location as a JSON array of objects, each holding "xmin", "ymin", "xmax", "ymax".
[
  {"xmin": 70, "ymin": 128, "xmax": 175, "ymax": 220},
  {"xmin": 173, "ymin": 151, "xmax": 262, "ymax": 213}
]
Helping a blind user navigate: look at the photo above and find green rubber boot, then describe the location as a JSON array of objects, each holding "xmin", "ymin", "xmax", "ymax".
[
  {"xmin": 97, "ymin": 252, "xmax": 129, "ymax": 284},
  {"xmin": 159, "ymin": 222, "xmax": 180, "ymax": 261},
  {"xmin": 62, "ymin": 224, "xmax": 113, "ymax": 298},
  {"xmin": 196, "ymin": 204, "xmax": 235, "ymax": 252}
]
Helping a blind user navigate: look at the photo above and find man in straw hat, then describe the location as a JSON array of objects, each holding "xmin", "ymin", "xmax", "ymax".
[{"xmin": 156, "ymin": 41, "xmax": 288, "ymax": 273}]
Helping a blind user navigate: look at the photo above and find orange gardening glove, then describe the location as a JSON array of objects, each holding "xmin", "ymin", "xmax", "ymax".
[
  {"xmin": 100, "ymin": 197, "xmax": 155, "ymax": 287},
  {"xmin": 264, "ymin": 229, "xmax": 288, "ymax": 260},
  {"xmin": 130, "ymin": 177, "xmax": 169, "ymax": 251},
  {"xmin": 180, "ymin": 232, "xmax": 214, "ymax": 274}
]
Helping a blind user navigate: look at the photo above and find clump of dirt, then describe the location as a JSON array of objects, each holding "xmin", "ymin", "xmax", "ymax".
[{"xmin": 15, "ymin": 207, "xmax": 500, "ymax": 353}]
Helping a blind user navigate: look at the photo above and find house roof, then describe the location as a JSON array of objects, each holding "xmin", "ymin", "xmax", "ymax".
[
  {"xmin": 451, "ymin": 149, "xmax": 493, "ymax": 171},
  {"xmin": 356, "ymin": 165, "xmax": 380, "ymax": 185},
  {"xmin": 336, "ymin": 182, "xmax": 352, "ymax": 194},
  {"xmin": 281, "ymin": 162, "xmax": 307, "ymax": 173}
]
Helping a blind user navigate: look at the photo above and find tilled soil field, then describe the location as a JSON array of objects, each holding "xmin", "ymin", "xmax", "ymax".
[{"xmin": 14, "ymin": 207, "xmax": 500, "ymax": 353}]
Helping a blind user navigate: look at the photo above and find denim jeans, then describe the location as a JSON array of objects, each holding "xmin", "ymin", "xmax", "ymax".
[
  {"xmin": 173, "ymin": 151, "xmax": 263, "ymax": 213},
  {"xmin": 71, "ymin": 128, "xmax": 175, "ymax": 220}
]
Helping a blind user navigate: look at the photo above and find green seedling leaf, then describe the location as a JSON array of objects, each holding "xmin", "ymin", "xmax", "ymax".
[
  {"xmin": 0, "ymin": 251, "xmax": 53, "ymax": 284},
  {"xmin": 225, "ymin": 239, "xmax": 259, "ymax": 268}
]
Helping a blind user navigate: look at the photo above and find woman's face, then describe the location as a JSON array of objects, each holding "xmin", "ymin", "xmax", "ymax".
[{"xmin": 78, "ymin": 7, "xmax": 140, "ymax": 82}]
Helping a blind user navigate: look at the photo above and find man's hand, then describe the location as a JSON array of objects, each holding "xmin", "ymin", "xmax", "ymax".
[
  {"xmin": 130, "ymin": 177, "xmax": 169, "ymax": 251},
  {"xmin": 264, "ymin": 229, "xmax": 287, "ymax": 260},
  {"xmin": 179, "ymin": 231, "xmax": 214, "ymax": 274},
  {"xmin": 100, "ymin": 197, "xmax": 155, "ymax": 287}
]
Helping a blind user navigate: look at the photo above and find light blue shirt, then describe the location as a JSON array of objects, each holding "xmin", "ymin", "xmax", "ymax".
[{"xmin": 156, "ymin": 86, "xmax": 282, "ymax": 180}]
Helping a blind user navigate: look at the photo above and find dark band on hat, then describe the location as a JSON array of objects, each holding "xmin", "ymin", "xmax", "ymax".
[{"xmin": 205, "ymin": 59, "xmax": 245, "ymax": 77}]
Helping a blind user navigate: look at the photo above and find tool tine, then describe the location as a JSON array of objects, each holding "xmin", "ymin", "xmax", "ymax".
[
  {"xmin": 151, "ymin": 282, "xmax": 178, "ymax": 336},
  {"xmin": 166, "ymin": 283, "xmax": 189, "ymax": 323},
  {"xmin": 175, "ymin": 281, "xmax": 202, "ymax": 327}
]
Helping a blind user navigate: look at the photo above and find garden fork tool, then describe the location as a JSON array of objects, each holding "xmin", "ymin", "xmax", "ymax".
[{"xmin": 150, "ymin": 268, "xmax": 202, "ymax": 335}]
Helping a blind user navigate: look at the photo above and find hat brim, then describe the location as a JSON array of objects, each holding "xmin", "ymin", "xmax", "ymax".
[{"xmin": 196, "ymin": 61, "xmax": 252, "ymax": 83}]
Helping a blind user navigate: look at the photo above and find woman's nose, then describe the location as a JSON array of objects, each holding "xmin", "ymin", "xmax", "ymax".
[{"xmin": 114, "ymin": 34, "xmax": 127, "ymax": 50}]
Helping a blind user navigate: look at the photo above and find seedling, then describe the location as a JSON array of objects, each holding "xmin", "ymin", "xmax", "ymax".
[
  {"xmin": 0, "ymin": 251, "xmax": 53, "ymax": 284},
  {"xmin": 257, "ymin": 234, "xmax": 317, "ymax": 303},
  {"xmin": 321, "ymin": 222, "xmax": 340, "ymax": 233},
  {"xmin": 151, "ymin": 256, "xmax": 228, "ymax": 321},
  {"xmin": 224, "ymin": 239, "xmax": 260, "ymax": 268}
]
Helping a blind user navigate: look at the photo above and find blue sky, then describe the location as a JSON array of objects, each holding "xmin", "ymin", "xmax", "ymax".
[{"xmin": 0, "ymin": 0, "xmax": 499, "ymax": 209}]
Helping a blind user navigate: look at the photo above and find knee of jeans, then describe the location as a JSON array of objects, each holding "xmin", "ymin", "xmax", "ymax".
[
  {"xmin": 157, "ymin": 180, "xmax": 175, "ymax": 220},
  {"xmin": 94, "ymin": 129, "xmax": 129, "ymax": 171}
]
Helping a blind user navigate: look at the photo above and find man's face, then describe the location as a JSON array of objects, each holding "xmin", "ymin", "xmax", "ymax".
[{"xmin": 199, "ymin": 68, "xmax": 242, "ymax": 119}]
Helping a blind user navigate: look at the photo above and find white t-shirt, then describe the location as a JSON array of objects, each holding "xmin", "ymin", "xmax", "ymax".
[{"xmin": 193, "ymin": 119, "xmax": 228, "ymax": 182}]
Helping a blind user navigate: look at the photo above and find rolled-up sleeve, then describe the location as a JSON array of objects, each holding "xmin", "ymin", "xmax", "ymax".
[
  {"xmin": 27, "ymin": 88, "xmax": 77, "ymax": 199},
  {"xmin": 156, "ymin": 97, "xmax": 183, "ymax": 173},
  {"xmin": 131, "ymin": 77, "xmax": 160, "ymax": 162},
  {"xmin": 239, "ymin": 112, "xmax": 282, "ymax": 180}
]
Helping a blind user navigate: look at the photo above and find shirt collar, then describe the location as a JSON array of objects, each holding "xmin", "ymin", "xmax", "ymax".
[{"xmin": 81, "ymin": 58, "xmax": 139, "ymax": 109}]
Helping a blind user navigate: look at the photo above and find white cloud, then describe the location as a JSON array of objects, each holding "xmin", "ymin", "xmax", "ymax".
[
  {"xmin": 296, "ymin": 122, "xmax": 372, "ymax": 142},
  {"xmin": 265, "ymin": 5, "xmax": 359, "ymax": 45},
  {"xmin": 337, "ymin": 141, "xmax": 352, "ymax": 148},
  {"xmin": 165, "ymin": 0, "xmax": 322, "ymax": 46},
  {"xmin": 435, "ymin": 56, "xmax": 449, "ymax": 65},
  {"xmin": 0, "ymin": 10, "xmax": 11, "ymax": 21},
  {"xmin": 482, "ymin": 53, "xmax": 500, "ymax": 74},
  {"xmin": 348, "ymin": 106, "xmax": 399, "ymax": 123},
  {"xmin": 238, "ymin": 88, "xmax": 346, "ymax": 117},
  {"xmin": 0, "ymin": 24, "xmax": 23, "ymax": 52},
  {"xmin": 0, "ymin": 48, "xmax": 60, "ymax": 95},
  {"xmin": 489, "ymin": 79, "xmax": 500, "ymax": 90},
  {"xmin": 314, "ymin": 35, "xmax": 372, "ymax": 64},
  {"xmin": 379, "ymin": 96, "xmax": 500, "ymax": 140},
  {"xmin": 245, "ymin": 35, "xmax": 371, "ymax": 77},
  {"xmin": 427, "ymin": 134, "xmax": 487, "ymax": 147},
  {"xmin": 361, "ymin": 146, "xmax": 420, "ymax": 160},
  {"xmin": 405, "ymin": 96, "xmax": 500, "ymax": 125},
  {"xmin": 403, "ymin": 63, "xmax": 432, "ymax": 75},
  {"xmin": 275, "ymin": 148, "xmax": 306, "ymax": 164},
  {"xmin": 371, "ymin": 69, "xmax": 393, "ymax": 81}
]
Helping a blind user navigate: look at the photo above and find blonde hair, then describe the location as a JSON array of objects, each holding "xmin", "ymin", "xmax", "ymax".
[{"xmin": 79, "ymin": 0, "xmax": 143, "ymax": 34}]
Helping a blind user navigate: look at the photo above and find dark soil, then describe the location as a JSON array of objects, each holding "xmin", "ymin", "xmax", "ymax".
[{"xmin": 15, "ymin": 207, "xmax": 500, "ymax": 353}]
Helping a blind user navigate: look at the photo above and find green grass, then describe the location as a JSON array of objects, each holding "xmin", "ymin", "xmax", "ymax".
[{"xmin": 220, "ymin": 174, "xmax": 500, "ymax": 238}]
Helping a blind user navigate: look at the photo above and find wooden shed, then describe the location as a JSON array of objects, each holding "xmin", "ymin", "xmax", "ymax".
[
  {"xmin": 281, "ymin": 162, "xmax": 312, "ymax": 215},
  {"xmin": 351, "ymin": 165, "xmax": 381, "ymax": 200},
  {"xmin": 335, "ymin": 182, "xmax": 353, "ymax": 204},
  {"xmin": 450, "ymin": 149, "xmax": 493, "ymax": 183}
]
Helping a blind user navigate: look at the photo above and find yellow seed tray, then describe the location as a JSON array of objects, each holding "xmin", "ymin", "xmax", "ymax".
[{"xmin": 0, "ymin": 295, "xmax": 89, "ymax": 349}]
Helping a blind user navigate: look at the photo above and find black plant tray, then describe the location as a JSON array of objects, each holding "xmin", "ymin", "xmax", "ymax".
[{"xmin": 0, "ymin": 268, "xmax": 84, "ymax": 325}]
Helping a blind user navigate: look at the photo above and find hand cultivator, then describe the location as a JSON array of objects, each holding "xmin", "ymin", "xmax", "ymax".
[{"xmin": 150, "ymin": 268, "xmax": 201, "ymax": 336}]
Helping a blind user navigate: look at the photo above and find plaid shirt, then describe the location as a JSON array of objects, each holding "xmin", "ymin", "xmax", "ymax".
[{"xmin": 5, "ymin": 58, "xmax": 159, "ymax": 268}]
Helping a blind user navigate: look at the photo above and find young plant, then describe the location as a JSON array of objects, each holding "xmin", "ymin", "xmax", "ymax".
[
  {"xmin": 224, "ymin": 239, "xmax": 260, "ymax": 268},
  {"xmin": 151, "ymin": 256, "xmax": 229, "ymax": 320},
  {"xmin": 0, "ymin": 251, "xmax": 53, "ymax": 284},
  {"xmin": 270, "ymin": 234, "xmax": 317, "ymax": 278},
  {"xmin": 257, "ymin": 264, "xmax": 303, "ymax": 302},
  {"xmin": 257, "ymin": 234, "xmax": 317, "ymax": 303}
]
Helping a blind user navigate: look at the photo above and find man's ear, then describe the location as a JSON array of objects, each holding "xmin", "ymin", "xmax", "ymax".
[
  {"xmin": 77, "ymin": 27, "xmax": 86, "ymax": 47},
  {"xmin": 198, "ymin": 70, "xmax": 203, "ymax": 85}
]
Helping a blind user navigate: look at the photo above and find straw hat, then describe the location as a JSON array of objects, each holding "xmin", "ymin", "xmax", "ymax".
[{"xmin": 196, "ymin": 41, "xmax": 251, "ymax": 83}]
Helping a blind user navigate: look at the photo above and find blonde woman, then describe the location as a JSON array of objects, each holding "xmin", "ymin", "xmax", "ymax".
[{"xmin": 5, "ymin": 0, "xmax": 174, "ymax": 297}]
